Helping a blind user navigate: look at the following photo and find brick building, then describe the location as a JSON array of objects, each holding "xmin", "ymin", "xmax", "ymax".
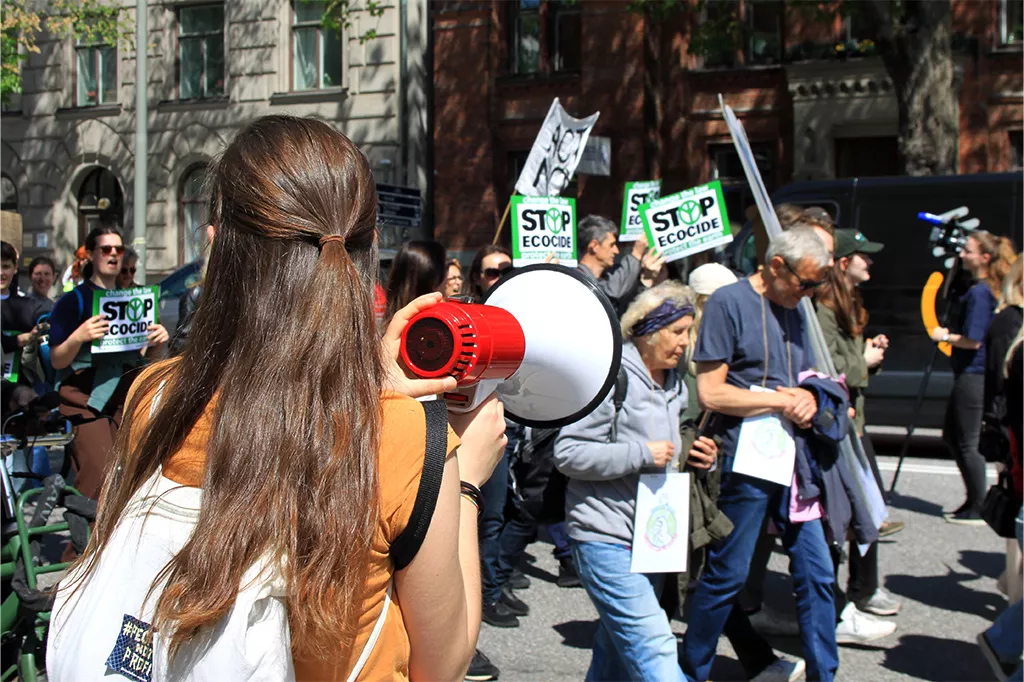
[{"xmin": 432, "ymin": 0, "xmax": 1023, "ymax": 256}]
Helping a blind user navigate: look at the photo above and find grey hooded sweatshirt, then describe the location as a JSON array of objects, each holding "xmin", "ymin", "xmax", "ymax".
[{"xmin": 553, "ymin": 341, "xmax": 686, "ymax": 547}]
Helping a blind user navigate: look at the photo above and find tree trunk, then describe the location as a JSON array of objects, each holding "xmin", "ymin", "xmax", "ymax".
[
  {"xmin": 867, "ymin": 0, "xmax": 958, "ymax": 176},
  {"xmin": 643, "ymin": 7, "xmax": 663, "ymax": 179}
]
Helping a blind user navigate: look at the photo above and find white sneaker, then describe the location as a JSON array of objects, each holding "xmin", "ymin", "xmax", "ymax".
[
  {"xmin": 835, "ymin": 603, "xmax": 897, "ymax": 645},
  {"xmin": 855, "ymin": 587, "xmax": 902, "ymax": 616},
  {"xmin": 747, "ymin": 605, "xmax": 801, "ymax": 637},
  {"xmin": 751, "ymin": 656, "xmax": 807, "ymax": 682}
]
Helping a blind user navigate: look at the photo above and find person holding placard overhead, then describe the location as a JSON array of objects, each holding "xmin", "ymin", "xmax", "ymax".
[
  {"xmin": 553, "ymin": 281, "xmax": 718, "ymax": 682},
  {"xmin": 47, "ymin": 225, "xmax": 170, "ymax": 503},
  {"xmin": 681, "ymin": 228, "xmax": 839, "ymax": 682},
  {"xmin": 576, "ymin": 215, "xmax": 663, "ymax": 318}
]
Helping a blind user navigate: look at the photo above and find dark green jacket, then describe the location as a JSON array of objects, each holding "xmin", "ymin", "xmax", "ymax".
[{"xmin": 816, "ymin": 305, "xmax": 870, "ymax": 435}]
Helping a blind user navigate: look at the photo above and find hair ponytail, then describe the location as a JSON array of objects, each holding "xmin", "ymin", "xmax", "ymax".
[{"xmin": 972, "ymin": 231, "xmax": 1018, "ymax": 298}]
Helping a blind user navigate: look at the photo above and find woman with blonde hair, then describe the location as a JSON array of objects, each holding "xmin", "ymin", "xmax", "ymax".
[
  {"xmin": 931, "ymin": 231, "xmax": 1018, "ymax": 524},
  {"xmin": 553, "ymin": 281, "xmax": 718, "ymax": 681},
  {"xmin": 47, "ymin": 115, "xmax": 508, "ymax": 681}
]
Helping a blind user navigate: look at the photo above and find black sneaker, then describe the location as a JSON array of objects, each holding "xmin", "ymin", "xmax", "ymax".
[
  {"xmin": 482, "ymin": 600, "xmax": 520, "ymax": 628},
  {"xmin": 499, "ymin": 585, "xmax": 529, "ymax": 616},
  {"xmin": 465, "ymin": 649, "xmax": 500, "ymax": 681},
  {"xmin": 945, "ymin": 508, "xmax": 986, "ymax": 526},
  {"xmin": 557, "ymin": 556, "xmax": 582, "ymax": 588},
  {"xmin": 509, "ymin": 568, "xmax": 530, "ymax": 590},
  {"xmin": 944, "ymin": 500, "xmax": 971, "ymax": 517}
]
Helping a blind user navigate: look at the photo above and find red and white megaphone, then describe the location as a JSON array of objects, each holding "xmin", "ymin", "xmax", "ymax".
[{"xmin": 400, "ymin": 263, "xmax": 623, "ymax": 428}]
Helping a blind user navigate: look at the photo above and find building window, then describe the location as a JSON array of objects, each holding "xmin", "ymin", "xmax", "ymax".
[
  {"xmin": 75, "ymin": 32, "xmax": 117, "ymax": 106},
  {"xmin": 1010, "ymin": 131, "xmax": 1023, "ymax": 170},
  {"xmin": 834, "ymin": 137, "xmax": 900, "ymax": 178},
  {"xmin": 180, "ymin": 166, "xmax": 209, "ymax": 264},
  {"xmin": 709, "ymin": 141, "xmax": 774, "ymax": 225},
  {"xmin": 292, "ymin": 1, "xmax": 343, "ymax": 90},
  {"xmin": 1002, "ymin": 0, "xmax": 1023, "ymax": 45},
  {"xmin": 179, "ymin": 4, "xmax": 225, "ymax": 100},
  {"xmin": 549, "ymin": 1, "xmax": 580, "ymax": 73},
  {"xmin": 76, "ymin": 167, "xmax": 123, "ymax": 245},
  {"xmin": 747, "ymin": 0, "xmax": 783, "ymax": 66},
  {"xmin": 510, "ymin": 0, "xmax": 540, "ymax": 75},
  {"xmin": 1, "ymin": 175, "xmax": 17, "ymax": 212}
]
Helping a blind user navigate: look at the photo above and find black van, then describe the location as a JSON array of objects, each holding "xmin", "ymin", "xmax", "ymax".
[{"xmin": 726, "ymin": 172, "xmax": 1023, "ymax": 431}]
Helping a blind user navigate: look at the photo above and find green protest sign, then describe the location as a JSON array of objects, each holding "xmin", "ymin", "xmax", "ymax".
[
  {"xmin": 92, "ymin": 286, "xmax": 160, "ymax": 354},
  {"xmin": 510, "ymin": 195, "xmax": 577, "ymax": 266},
  {"xmin": 639, "ymin": 180, "xmax": 732, "ymax": 263},
  {"xmin": 620, "ymin": 180, "xmax": 661, "ymax": 240},
  {"xmin": 2, "ymin": 332, "xmax": 20, "ymax": 383}
]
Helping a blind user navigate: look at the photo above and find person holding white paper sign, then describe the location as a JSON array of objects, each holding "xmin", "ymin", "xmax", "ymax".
[
  {"xmin": 553, "ymin": 281, "xmax": 717, "ymax": 682},
  {"xmin": 682, "ymin": 228, "xmax": 839, "ymax": 682}
]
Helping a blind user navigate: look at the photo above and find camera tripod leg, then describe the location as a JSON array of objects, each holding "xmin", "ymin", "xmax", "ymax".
[{"xmin": 889, "ymin": 343, "xmax": 942, "ymax": 494}]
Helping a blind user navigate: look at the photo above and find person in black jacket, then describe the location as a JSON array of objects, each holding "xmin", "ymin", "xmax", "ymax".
[{"xmin": 984, "ymin": 255, "xmax": 1023, "ymax": 424}]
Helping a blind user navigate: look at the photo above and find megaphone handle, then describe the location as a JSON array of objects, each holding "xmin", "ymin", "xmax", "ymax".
[{"xmin": 443, "ymin": 378, "xmax": 503, "ymax": 414}]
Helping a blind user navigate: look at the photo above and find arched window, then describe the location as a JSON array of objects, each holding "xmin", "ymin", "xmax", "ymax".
[
  {"xmin": 77, "ymin": 167, "xmax": 123, "ymax": 245},
  {"xmin": 180, "ymin": 165, "xmax": 209, "ymax": 264},
  {"xmin": 1, "ymin": 175, "xmax": 17, "ymax": 212}
]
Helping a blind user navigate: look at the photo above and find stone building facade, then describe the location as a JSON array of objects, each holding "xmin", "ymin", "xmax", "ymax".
[
  {"xmin": 432, "ymin": 0, "xmax": 1023, "ymax": 254},
  {"xmin": 1, "ymin": 0, "xmax": 430, "ymax": 281}
]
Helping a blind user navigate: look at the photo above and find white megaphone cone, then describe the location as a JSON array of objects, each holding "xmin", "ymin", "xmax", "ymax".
[{"xmin": 400, "ymin": 264, "xmax": 622, "ymax": 428}]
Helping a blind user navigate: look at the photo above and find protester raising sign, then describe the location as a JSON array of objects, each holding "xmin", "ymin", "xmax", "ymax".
[
  {"xmin": 92, "ymin": 286, "xmax": 159, "ymax": 354},
  {"xmin": 620, "ymin": 180, "xmax": 662, "ymax": 240},
  {"xmin": 510, "ymin": 196, "xmax": 577, "ymax": 267},
  {"xmin": 514, "ymin": 98, "xmax": 600, "ymax": 197},
  {"xmin": 639, "ymin": 180, "xmax": 732, "ymax": 263}
]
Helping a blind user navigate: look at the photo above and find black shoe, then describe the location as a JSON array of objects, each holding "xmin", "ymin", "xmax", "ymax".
[
  {"xmin": 465, "ymin": 649, "xmax": 500, "ymax": 681},
  {"xmin": 482, "ymin": 600, "xmax": 520, "ymax": 628},
  {"xmin": 557, "ymin": 556, "xmax": 582, "ymax": 588},
  {"xmin": 945, "ymin": 508, "xmax": 986, "ymax": 526},
  {"xmin": 499, "ymin": 585, "xmax": 529, "ymax": 616},
  {"xmin": 944, "ymin": 500, "xmax": 971, "ymax": 517},
  {"xmin": 509, "ymin": 568, "xmax": 530, "ymax": 590}
]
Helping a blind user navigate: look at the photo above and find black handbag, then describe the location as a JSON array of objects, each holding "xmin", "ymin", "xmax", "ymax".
[{"xmin": 981, "ymin": 469, "xmax": 1022, "ymax": 538}]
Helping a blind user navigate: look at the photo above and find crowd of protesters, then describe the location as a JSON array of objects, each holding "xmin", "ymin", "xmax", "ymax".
[{"xmin": 1, "ymin": 114, "xmax": 1021, "ymax": 682}]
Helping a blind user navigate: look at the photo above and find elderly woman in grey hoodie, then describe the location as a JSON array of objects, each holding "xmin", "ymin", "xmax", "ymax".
[{"xmin": 553, "ymin": 280, "xmax": 718, "ymax": 682}]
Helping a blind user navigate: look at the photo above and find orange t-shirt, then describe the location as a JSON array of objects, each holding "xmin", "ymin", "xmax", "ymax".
[{"xmin": 124, "ymin": 360, "xmax": 460, "ymax": 681}]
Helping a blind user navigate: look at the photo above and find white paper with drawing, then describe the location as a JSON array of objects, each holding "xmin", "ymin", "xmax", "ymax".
[
  {"xmin": 732, "ymin": 386, "xmax": 795, "ymax": 486},
  {"xmin": 630, "ymin": 472, "xmax": 690, "ymax": 574}
]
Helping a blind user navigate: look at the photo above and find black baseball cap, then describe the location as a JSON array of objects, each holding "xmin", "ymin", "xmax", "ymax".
[{"xmin": 834, "ymin": 229, "xmax": 884, "ymax": 259}]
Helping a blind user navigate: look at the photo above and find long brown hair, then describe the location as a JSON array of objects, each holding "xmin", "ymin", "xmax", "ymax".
[
  {"xmin": 466, "ymin": 244, "xmax": 511, "ymax": 299},
  {"xmin": 971, "ymin": 230, "xmax": 1017, "ymax": 298},
  {"xmin": 67, "ymin": 115, "xmax": 384, "ymax": 664},
  {"xmin": 384, "ymin": 239, "xmax": 446, "ymax": 321},
  {"xmin": 817, "ymin": 260, "xmax": 869, "ymax": 337}
]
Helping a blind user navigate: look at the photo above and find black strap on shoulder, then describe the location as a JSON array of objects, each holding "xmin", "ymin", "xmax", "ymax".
[
  {"xmin": 609, "ymin": 366, "xmax": 629, "ymax": 443},
  {"xmin": 390, "ymin": 399, "xmax": 449, "ymax": 570}
]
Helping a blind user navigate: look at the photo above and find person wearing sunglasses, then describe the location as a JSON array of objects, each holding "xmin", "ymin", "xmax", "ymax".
[
  {"xmin": 466, "ymin": 245, "xmax": 513, "ymax": 301},
  {"xmin": 47, "ymin": 225, "xmax": 170, "ymax": 508},
  {"xmin": 115, "ymin": 248, "xmax": 141, "ymax": 290}
]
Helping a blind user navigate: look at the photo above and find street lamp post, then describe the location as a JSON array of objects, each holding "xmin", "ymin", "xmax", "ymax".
[{"xmin": 133, "ymin": 0, "xmax": 148, "ymax": 283}]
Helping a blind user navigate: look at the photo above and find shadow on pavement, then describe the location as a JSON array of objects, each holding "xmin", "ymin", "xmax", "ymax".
[
  {"xmin": 883, "ymin": 634, "xmax": 995, "ymax": 681},
  {"xmin": 885, "ymin": 491, "xmax": 946, "ymax": 517},
  {"xmin": 552, "ymin": 619, "xmax": 598, "ymax": 649},
  {"xmin": 959, "ymin": 549, "xmax": 1005, "ymax": 579},
  {"xmin": 886, "ymin": 569, "xmax": 1005, "ymax": 621}
]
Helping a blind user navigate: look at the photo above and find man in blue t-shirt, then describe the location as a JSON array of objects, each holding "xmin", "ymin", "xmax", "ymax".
[{"xmin": 681, "ymin": 228, "xmax": 840, "ymax": 682}]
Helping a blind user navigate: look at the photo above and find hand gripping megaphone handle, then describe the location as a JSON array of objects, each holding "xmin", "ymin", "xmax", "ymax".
[
  {"xmin": 441, "ymin": 379, "xmax": 503, "ymax": 414},
  {"xmin": 921, "ymin": 271, "xmax": 952, "ymax": 357}
]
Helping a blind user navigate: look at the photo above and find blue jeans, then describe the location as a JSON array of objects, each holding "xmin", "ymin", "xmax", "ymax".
[
  {"xmin": 495, "ymin": 512, "xmax": 536, "ymax": 590},
  {"xmin": 682, "ymin": 473, "xmax": 838, "ymax": 682},
  {"xmin": 572, "ymin": 540, "xmax": 685, "ymax": 682},
  {"xmin": 480, "ymin": 448, "xmax": 510, "ymax": 605},
  {"xmin": 548, "ymin": 521, "xmax": 573, "ymax": 560}
]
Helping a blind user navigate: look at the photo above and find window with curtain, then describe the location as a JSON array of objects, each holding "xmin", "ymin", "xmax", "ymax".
[
  {"xmin": 179, "ymin": 4, "xmax": 226, "ymax": 100},
  {"xmin": 509, "ymin": 0, "xmax": 540, "ymax": 75},
  {"xmin": 747, "ymin": 0, "xmax": 783, "ymax": 65},
  {"xmin": 292, "ymin": 1, "xmax": 343, "ymax": 90},
  {"xmin": 75, "ymin": 30, "xmax": 117, "ymax": 106},
  {"xmin": 549, "ymin": 0, "xmax": 580, "ymax": 73},
  {"xmin": 1001, "ymin": 0, "xmax": 1023, "ymax": 45},
  {"xmin": 180, "ymin": 166, "xmax": 209, "ymax": 264}
]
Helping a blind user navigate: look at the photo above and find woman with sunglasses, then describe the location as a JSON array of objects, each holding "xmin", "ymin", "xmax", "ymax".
[
  {"xmin": 466, "ymin": 245, "xmax": 512, "ymax": 300},
  {"xmin": 115, "ymin": 248, "xmax": 140, "ymax": 290},
  {"xmin": 47, "ymin": 225, "xmax": 170, "ymax": 503}
]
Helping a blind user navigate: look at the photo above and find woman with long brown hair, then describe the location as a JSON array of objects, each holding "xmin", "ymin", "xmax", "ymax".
[
  {"xmin": 383, "ymin": 240, "xmax": 447, "ymax": 322},
  {"xmin": 48, "ymin": 115, "xmax": 507, "ymax": 681},
  {"xmin": 931, "ymin": 230, "xmax": 1018, "ymax": 524}
]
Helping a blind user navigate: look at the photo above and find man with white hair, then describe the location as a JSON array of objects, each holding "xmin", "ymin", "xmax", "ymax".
[{"xmin": 682, "ymin": 228, "xmax": 839, "ymax": 682}]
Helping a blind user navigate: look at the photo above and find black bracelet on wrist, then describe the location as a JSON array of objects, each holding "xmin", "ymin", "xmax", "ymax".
[{"xmin": 459, "ymin": 481, "xmax": 483, "ymax": 514}]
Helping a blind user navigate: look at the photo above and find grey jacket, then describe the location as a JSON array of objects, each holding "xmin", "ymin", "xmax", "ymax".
[
  {"xmin": 577, "ymin": 253, "xmax": 642, "ymax": 317},
  {"xmin": 553, "ymin": 342, "xmax": 686, "ymax": 546}
]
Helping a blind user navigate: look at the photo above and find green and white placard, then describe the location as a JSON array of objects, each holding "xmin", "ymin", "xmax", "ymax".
[
  {"xmin": 620, "ymin": 180, "xmax": 662, "ymax": 240},
  {"xmin": 639, "ymin": 180, "xmax": 732, "ymax": 263},
  {"xmin": 2, "ymin": 332, "xmax": 20, "ymax": 383},
  {"xmin": 92, "ymin": 286, "xmax": 160, "ymax": 354},
  {"xmin": 510, "ymin": 195, "xmax": 577, "ymax": 267}
]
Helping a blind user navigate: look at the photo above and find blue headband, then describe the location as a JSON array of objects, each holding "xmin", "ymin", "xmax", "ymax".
[{"xmin": 631, "ymin": 300, "xmax": 695, "ymax": 338}]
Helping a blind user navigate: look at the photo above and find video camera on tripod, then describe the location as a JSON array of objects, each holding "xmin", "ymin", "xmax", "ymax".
[{"xmin": 917, "ymin": 206, "xmax": 980, "ymax": 270}]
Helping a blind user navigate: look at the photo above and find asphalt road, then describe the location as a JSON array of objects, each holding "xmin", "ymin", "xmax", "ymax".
[{"xmin": 476, "ymin": 453, "xmax": 1013, "ymax": 682}]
